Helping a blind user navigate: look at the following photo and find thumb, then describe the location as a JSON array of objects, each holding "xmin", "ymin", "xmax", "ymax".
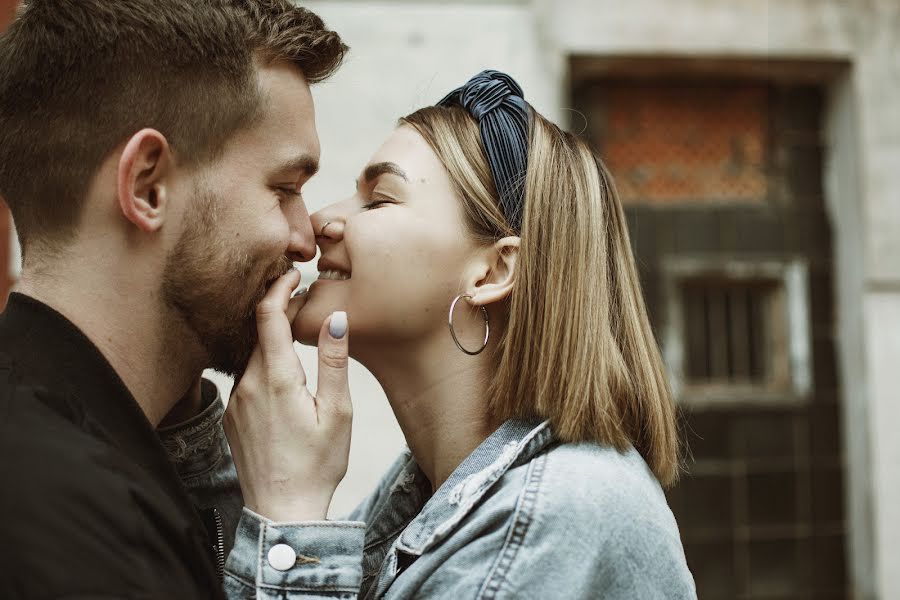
[{"xmin": 316, "ymin": 311, "xmax": 351, "ymax": 423}]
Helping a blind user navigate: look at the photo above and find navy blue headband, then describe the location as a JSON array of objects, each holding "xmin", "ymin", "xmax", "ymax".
[{"xmin": 437, "ymin": 70, "xmax": 529, "ymax": 232}]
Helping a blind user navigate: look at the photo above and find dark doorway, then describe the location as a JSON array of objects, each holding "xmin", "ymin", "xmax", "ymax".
[{"xmin": 573, "ymin": 75, "xmax": 847, "ymax": 599}]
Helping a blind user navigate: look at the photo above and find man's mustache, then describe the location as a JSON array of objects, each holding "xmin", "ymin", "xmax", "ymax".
[{"xmin": 263, "ymin": 257, "xmax": 295, "ymax": 289}]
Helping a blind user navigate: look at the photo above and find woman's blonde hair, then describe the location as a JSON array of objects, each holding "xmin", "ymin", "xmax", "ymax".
[{"xmin": 400, "ymin": 105, "xmax": 679, "ymax": 486}]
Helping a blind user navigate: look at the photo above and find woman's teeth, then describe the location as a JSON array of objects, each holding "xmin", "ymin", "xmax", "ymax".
[{"xmin": 318, "ymin": 269, "xmax": 351, "ymax": 281}]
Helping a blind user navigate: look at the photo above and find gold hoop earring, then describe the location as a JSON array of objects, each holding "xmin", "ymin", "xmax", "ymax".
[{"xmin": 448, "ymin": 294, "xmax": 489, "ymax": 355}]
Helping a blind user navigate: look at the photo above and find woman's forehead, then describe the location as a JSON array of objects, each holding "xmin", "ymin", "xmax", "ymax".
[{"xmin": 365, "ymin": 126, "xmax": 441, "ymax": 179}]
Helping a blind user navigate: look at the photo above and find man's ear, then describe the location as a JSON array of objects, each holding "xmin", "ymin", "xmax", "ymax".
[
  {"xmin": 467, "ymin": 236, "xmax": 520, "ymax": 307},
  {"xmin": 117, "ymin": 128, "xmax": 171, "ymax": 233}
]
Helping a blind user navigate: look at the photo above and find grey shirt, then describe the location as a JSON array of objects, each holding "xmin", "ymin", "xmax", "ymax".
[{"xmin": 159, "ymin": 386, "xmax": 696, "ymax": 599}]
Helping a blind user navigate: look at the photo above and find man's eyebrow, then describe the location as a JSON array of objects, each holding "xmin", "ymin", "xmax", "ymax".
[
  {"xmin": 274, "ymin": 155, "xmax": 319, "ymax": 179},
  {"xmin": 363, "ymin": 162, "xmax": 409, "ymax": 184}
]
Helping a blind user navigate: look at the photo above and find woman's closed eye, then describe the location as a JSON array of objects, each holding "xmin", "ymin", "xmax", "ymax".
[{"xmin": 362, "ymin": 196, "xmax": 397, "ymax": 210}]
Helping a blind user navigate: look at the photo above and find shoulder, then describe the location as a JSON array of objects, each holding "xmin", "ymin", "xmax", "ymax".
[
  {"xmin": 474, "ymin": 441, "xmax": 684, "ymax": 554},
  {"xmin": 481, "ymin": 439, "xmax": 675, "ymax": 531},
  {"xmin": 529, "ymin": 443, "xmax": 682, "ymax": 544},
  {"xmin": 497, "ymin": 441, "xmax": 670, "ymax": 515},
  {"xmin": 3, "ymin": 383, "xmax": 127, "ymax": 488},
  {"xmin": 3, "ymin": 384, "xmax": 145, "ymax": 533},
  {"xmin": 1, "ymin": 387, "xmax": 161, "ymax": 592},
  {"xmin": 485, "ymin": 443, "xmax": 695, "ymax": 597},
  {"xmin": 540, "ymin": 443, "xmax": 671, "ymax": 517},
  {"xmin": 0, "ymin": 380, "xmax": 217, "ymax": 598}
]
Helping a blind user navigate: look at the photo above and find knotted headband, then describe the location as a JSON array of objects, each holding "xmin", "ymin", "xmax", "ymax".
[{"xmin": 437, "ymin": 70, "xmax": 530, "ymax": 232}]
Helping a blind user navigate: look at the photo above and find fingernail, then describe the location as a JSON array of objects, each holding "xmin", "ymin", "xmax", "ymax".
[
  {"xmin": 329, "ymin": 311, "xmax": 348, "ymax": 339},
  {"xmin": 291, "ymin": 286, "xmax": 308, "ymax": 299}
]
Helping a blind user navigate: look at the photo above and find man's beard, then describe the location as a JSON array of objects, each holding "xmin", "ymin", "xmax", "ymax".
[{"xmin": 161, "ymin": 188, "xmax": 293, "ymax": 377}]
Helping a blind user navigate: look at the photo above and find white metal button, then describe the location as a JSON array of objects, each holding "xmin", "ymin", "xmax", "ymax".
[{"xmin": 268, "ymin": 543, "xmax": 297, "ymax": 571}]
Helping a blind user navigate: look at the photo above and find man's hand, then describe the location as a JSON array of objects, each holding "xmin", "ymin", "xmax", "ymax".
[{"xmin": 224, "ymin": 269, "xmax": 352, "ymax": 522}]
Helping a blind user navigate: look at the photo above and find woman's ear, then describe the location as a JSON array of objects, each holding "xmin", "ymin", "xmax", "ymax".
[
  {"xmin": 467, "ymin": 236, "xmax": 520, "ymax": 306},
  {"xmin": 116, "ymin": 128, "xmax": 171, "ymax": 233}
]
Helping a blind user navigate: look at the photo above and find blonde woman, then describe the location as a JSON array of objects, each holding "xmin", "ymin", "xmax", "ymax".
[{"xmin": 164, "ymin": 70, "xmax": 696, "ymax": 599}]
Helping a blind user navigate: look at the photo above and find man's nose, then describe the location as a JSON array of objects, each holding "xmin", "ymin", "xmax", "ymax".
[{"xmin": 286, "ymin": 201, "xmax": 317, "ymax": 263}]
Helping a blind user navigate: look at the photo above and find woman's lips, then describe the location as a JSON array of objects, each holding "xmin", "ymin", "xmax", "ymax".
[{"xmin": 317, "ymin": 269, "xmax": 351, "ymax": 281}]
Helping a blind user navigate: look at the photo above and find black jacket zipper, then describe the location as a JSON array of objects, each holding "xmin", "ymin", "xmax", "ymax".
[{"xmin": 200, "ymin": 506, "xmax": 226, "ymax": 581}]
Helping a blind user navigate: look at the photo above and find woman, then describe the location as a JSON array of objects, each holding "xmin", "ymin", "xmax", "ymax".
[{"xmin": 169, "ymin": 70, "xmax": 696, "ymax": 599}]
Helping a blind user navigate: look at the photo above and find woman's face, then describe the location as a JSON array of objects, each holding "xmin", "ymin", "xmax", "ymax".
[{"xmin": 295, "ymin": 126, "xmax": 483, "ymax": 353}]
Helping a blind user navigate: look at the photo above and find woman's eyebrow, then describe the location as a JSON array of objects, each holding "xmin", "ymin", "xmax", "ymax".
[{"xmin": 363, "ymin": 162, "xmax": 409, "ymax": 184}]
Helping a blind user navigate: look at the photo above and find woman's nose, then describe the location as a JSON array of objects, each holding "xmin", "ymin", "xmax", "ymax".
[
  {"xmin": 311, "ymin": 207, "xmax": 346, "ymax": 243},
  {"xmin": 317, "ymin": 219, "xmax": 345, "ymax": 241}
]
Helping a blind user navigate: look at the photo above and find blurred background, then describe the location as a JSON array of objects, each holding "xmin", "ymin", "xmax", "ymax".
[{"xmin": 3, "ymin": 1, "xmax": 899, "ymax": 598}]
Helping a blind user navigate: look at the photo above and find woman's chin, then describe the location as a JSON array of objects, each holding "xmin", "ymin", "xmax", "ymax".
[
  {"xmin": 294, "ymin": 294, "xmax": 344, "ymax": 346},
  {"xmin": 293, "ymin": 313, "xmax": 325, "ymax": 346}
]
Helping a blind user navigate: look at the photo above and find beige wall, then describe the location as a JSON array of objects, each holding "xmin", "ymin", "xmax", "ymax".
[{"xmin": 540, "ymin": 0, "xmax": 900, "ymax": 596}]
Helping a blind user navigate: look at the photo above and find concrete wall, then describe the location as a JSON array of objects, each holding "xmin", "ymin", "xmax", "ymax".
[
  {"xmin": 825, "ymin": 71, "xmax": 876, "ymax": 599},
  {"xmin": 850, "ymin": 8, "xmax": 900, "ymax": 594},
  {"xmin": 538, "ymin": 0, "xmax": 858, "ymax": 57},
  {"xmin": 536, "ymin": 1, "xmax": 899, "ymax": 596}
]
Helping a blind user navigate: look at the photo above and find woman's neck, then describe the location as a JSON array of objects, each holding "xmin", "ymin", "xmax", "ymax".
[{"xmin": 358, "ymin": 336, "xmax": 501, "ymax": 492}]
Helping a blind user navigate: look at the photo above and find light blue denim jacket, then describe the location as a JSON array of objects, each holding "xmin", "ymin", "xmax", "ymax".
[{"xmin": 159, "ymin": 383, "xmax": 696, "ymax": 599}]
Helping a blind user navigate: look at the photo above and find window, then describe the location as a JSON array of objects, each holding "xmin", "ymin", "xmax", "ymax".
[
  {"xmin": 681, "ymin": 278, "xmax": 778, "ymax": 386},
  {"xmin": 663, "ymin": 257, "xmax": 812, "ymax": 406}
]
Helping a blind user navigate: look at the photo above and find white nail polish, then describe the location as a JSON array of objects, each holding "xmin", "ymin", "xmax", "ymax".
[
  {"xmin": 329, "ymin": 311, "xmax": 348, "ymax": 339},
  {"xmin": 291, "ymin": 286, "xmax": 308, "ymax": 298}
]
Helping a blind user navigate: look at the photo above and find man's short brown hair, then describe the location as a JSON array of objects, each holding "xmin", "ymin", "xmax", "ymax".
[{"xmin": 0, "ymin": 0, "xmax": 346, "ymax": 253}]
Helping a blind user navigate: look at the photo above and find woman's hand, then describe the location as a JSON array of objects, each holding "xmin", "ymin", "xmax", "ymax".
[{"xmin": 224, "ymin": 269, "xmax": 352, "ymax": 522}]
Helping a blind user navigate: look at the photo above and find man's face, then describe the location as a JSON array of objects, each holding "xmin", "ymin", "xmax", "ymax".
[{"xmin": 162, "ymin": 61, "xmax": 319, "ymax": 376}]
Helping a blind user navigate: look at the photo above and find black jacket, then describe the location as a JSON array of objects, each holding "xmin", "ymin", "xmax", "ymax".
[{"xmin": 0, "ymin": 293, "xmax": 225, "ymax": 599}]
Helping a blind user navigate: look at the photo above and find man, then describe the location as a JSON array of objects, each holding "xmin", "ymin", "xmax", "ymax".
[{"xmin": 0, "ymin": 1, "xmax": 354, "ymax": 597}]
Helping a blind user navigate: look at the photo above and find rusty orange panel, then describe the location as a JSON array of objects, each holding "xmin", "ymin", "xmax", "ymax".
[{"xmin": 602, "ymin": 85, "xmax": 768, "ymax": 204}]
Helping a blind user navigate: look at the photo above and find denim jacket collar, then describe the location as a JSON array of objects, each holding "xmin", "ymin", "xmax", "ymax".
[{"xmin": 395, "ymin": 418, "xmax": 554, "ymax": 556}]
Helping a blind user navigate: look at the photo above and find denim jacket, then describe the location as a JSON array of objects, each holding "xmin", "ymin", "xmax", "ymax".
[{"xmin": 159, "ymin": 384, "xmax": 696, "ymax": 599}]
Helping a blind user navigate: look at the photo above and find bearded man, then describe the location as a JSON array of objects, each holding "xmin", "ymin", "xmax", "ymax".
[{"xmin": 0, "ymin": 1, "xmax": 354, "ymax": 597}]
